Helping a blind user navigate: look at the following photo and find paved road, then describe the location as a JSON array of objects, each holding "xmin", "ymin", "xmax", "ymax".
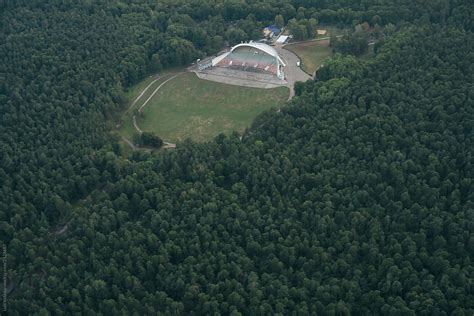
[
  {"xmin": 274, "ymin": 44, "xmax": 312, "ymax": 99},
  {"xmin": 195, "ymin": 68, "xmax": 286, "ymax": 89}
]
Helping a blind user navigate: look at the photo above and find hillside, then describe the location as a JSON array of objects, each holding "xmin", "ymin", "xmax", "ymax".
[{"xmin": 1, "ymin": 1, "xmax": 473, "ymax": 314}]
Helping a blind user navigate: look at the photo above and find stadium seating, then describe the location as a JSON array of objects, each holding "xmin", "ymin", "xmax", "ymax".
[{"xmin": 215, "ymin": 46, "xmax": 278, "ymax": 76}]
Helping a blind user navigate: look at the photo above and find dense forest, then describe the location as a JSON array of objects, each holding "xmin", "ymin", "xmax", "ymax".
[{"xmin": 1, "ymin": 0, "xmax": 473, "ymax": 314}]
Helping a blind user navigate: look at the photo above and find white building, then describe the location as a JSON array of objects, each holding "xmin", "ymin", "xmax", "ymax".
[{"xmin": 211, "ymin": 42, "xmax": 286, "ymax": 80}]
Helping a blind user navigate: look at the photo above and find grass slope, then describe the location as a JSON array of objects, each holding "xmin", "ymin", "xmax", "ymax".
[
  {"xmin": 123, "ymin": 75, "xmax": 157, "ymax": 101},
  {"xmin": 118, "ymin": 73, "xmax": 176, "ymax": 139},
  {"xmin": 136, "ymin": 72, "xmax": 288, "ymax": 142},
  {"xmin": 285, "ymin": 39, "xmax": 333, "ymax": 75}
]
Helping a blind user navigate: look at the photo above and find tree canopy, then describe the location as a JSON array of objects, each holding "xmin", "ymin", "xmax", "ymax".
[{"xmin": 1, "ymin": 0, "xmax": 473, "ymax": 314}]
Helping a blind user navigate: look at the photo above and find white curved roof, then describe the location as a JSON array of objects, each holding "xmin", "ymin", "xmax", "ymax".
[
  {"xmin": 231, "ymin": 42, "xmax": 286, "ymax": 67},
  {"xmin": 231, "ymin": 42, "xmax": 277, "ymax": 58}
]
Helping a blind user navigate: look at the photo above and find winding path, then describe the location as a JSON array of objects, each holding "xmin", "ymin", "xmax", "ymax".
[
  {"xmin": 131, "ymin": 115, "xmax": 176, "ymax": 149},
  {"xmin": 138, "ymin": 73, "xmax": 181, "ymax": 113},
  {"xmin": 121, "ymin": 135, "xmax": 138, "ymax": 151},
  {"xmin": 128, "ymin": 76, "xmax": 160, "ymax": 112},
  {"xmin": 133, "ymin": 115, "xmax": 142, "ymax": 134},
  {"xmin": 126, "ymin": 73, "xmax": 183, "ymax": 150}
]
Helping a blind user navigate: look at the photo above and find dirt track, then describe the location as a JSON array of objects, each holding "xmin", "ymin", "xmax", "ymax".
[
  {"xmin": 138, "ymin": 73, "xmax": 181, "ymax": 113},
  {"xmin": 128, "ymin": 76, "xmax": 159, "ymax": 112},
  {"xmin": 125, "ymin": 74, "xmax": 182, "ymax": 150}
]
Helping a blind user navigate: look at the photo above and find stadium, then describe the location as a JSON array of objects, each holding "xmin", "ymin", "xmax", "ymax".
[
  {"xmin": 212, "ymin": 42, "xmax": 286, "ymax": 79},
  {"xmin": 196, "ymin": 41, "xmax": 289, "ymax": 88}
]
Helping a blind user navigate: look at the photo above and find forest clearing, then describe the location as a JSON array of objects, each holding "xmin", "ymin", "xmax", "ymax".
[{"xmin": 120, "ymin": 72, "xmax": 288, "ymax": 143}]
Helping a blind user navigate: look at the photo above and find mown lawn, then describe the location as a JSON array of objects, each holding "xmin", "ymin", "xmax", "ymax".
[
  {"xmin": 123, "ymin": 75, "xmax": 157, "ymax": 101},
  {"xmin": 118, "ymin": 74, "xmax": 177, "ymax": 141},
  {"xmin": 285, "ymin": 39, "xmax": 333, "ymax": 75},
  {"xmin": 136, "ymin": 72, "xmax": 289, "ymax": 142}
]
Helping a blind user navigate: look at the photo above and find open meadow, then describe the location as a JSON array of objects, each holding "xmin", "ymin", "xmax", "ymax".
[
  {"xmin": 285, "ymin": 39, "xmax": 333, "ymax": 75},
  {"xmin": 119, "ymin": 72, "xmax": 288, "ymax": 143}
]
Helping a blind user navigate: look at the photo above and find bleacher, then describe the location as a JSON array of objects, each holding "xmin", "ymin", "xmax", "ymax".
[{"xmin": 216, "ymin": 46, "xmax": 278, "ymax": 76}]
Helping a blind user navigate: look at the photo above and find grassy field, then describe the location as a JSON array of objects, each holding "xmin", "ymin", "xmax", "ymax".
[
  {"xmin": 123, "ymin": 75, "xmax": 157, "ymax": 101},
  {"xmin": 119, "ymin": 74, "xmax": 177, "ymax": 140},
  {"xmin": 123, "ymin": 67, "xmax": 186, "ymax": 101},
  {"xmin": 134, "ymin": 72, "xmax": 288, "ymax": 142},
  {"xmin": 316, "ymin": 25, "xmax": 348, "ymax": 38},
  {"xmin": 118, "ymin": 72, "xmax": 289, "ymax": 143},
  {"xmin": 284, "ymin": 26, "xmax": 352, "ymax": 75},
  {"xmin": 285, "ymin": 39, "xmax": 333, "ymax": 74}
]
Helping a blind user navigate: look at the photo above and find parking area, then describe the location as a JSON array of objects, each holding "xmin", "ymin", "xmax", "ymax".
[
  {"xmin": 193, "ymin": 44, "xmax": 311, "ymax": 99},
  {"xmin": 274, "ymin": 44, "xmax": 312, "ymax": 98}
]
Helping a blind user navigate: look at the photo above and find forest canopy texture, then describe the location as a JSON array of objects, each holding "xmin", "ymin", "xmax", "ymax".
[{"xmin": 0, "ymin": 0, "xmax": 473, "ymax": 315}]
